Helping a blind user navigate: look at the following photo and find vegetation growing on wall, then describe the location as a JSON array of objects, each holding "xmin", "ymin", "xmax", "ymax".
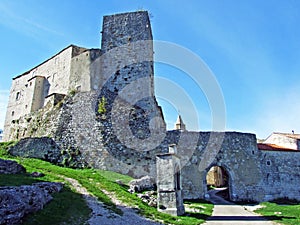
[
  {"xmin": 69, "ymin": 89, "xmax": 77, "ymax": 96},
  {"xmin": 97, "ymin": 96, "xmax": 107, "ymax": 114},
  {"xmin": 60, "ymin": 147, "xmax": 87, "ymax": 168}
]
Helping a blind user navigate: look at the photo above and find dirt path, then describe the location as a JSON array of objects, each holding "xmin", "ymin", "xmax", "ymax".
[
  {"xmin": 203, "ymin": 189, "xmax": 278, "ymax": 225},
  {"xmin": 61, "ymin": 176, "xmax": 162, "ymax": 225}
]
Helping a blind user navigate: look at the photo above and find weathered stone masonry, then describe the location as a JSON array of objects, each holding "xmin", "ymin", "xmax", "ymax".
[{"xmin": 4, "ymin": 11, "xmax": 300, "ymax": 203}]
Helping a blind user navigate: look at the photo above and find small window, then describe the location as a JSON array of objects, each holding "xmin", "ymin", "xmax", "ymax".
[
  {"xmin": 266, "ymin": 160, "xmax": 271, "ymax": 166},
  {"xmin": 11, "ymin": 111, "xmax": 15, "ymax": 116},
  {"xmin": 16, "ymin": 92, "xmax": 21, "ymax": 101},
  {"xmin": 52, "ymin": 73, "xmax": 56, "ymax": 82}
]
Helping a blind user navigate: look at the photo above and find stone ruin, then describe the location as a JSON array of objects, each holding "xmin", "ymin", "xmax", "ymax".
[
  {"xmin": 157, "ymin": 144, "xmax": 185, "ymax": 216},
  {"xmin": 2, "ymin": 11, "xmax": 300, "ymax": 204}
]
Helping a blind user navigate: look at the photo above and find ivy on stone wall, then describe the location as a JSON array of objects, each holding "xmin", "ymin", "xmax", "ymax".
[{"xmin": 97, "ymin": 96, "xmax": 107, "ymax": 114}]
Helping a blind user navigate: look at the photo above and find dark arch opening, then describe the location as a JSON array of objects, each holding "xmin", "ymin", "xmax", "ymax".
[{"xmin": 205, "ymin": 165, "xmax": 230, "ymax": 200}]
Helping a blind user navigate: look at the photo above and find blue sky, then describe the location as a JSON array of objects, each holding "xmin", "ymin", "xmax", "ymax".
[{"xmin": 0, "ymin": 0, "xmax": 300, "ymax": 139}]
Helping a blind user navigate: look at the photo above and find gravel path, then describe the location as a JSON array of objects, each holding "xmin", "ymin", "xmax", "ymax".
[{"xmin": 61, "ymin": 176, "xmax": 162, "ymax": 225}]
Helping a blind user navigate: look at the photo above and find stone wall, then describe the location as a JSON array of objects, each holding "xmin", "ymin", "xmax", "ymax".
[
  {"xmin": 7, "ymin": 96, "xmax": 300, "ymax": 202},
  {"xmin": 4, "ymin": 96, "xmax": 63, "ymax": 141},
  {"xmin": 163, "ymin": 130, "xmax": 300, "ymax": 202},
  {"xmin": 163, "ymin": 131, "xmax": 265, "ymax": 202},
  {"xmin": 70, "ymin": 49, "xmax": 102, "ymax": 92},
  {"xmin": 3, "ymin": 45, "xmax": 88, "ymax": 141},
  {"xmin": 54, "ymin": 91, "xmax": 165, "ymax": 177},
  {"xmin": 5, "ymin": 90, "xmax": 165, "ymax": 177},
  {"xmin": 259, "ymin": 150, "xmax": 300, "ymax": 201}
]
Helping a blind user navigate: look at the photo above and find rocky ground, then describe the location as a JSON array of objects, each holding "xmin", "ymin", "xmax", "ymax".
[
  {"xmin": 0, "ymin": 158, "xmax": 162, "ymax": 225},
  {"xmin": 0, "ymin": 159, "xmax": 63, "ymax": 225},
  {"xmin": 61, "ymin": 176, "xmax": 162, "ymax": 225}
]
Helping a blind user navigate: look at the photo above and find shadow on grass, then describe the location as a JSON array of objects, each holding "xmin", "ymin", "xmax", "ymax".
[
  {"xmin": 0, "ymin": 173, "xmax": 91, "ymax": 225},
  {"xmin": 183, "ymin": 199, "xmax": 213, "ymax": 221},
  {"xmin": 22, "ymin": 186, "xmax": 91, "ymax": 225},
  {"xmin": 185, "ymin": 212, "xmax": 211, "ymax": 220},
  {"xmin": 0, "ymin": 173, "xmax": 43, "ymax": 186},
  {"xmin": 270, "ymin": 198, "xmax": 300, "ymax": 205},
  {"xmin": 206, "ymin": 215, "xmax": 296, "ymax": 221}
]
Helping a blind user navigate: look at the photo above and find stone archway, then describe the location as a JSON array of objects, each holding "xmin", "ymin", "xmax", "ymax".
[{"xmin": 205, "ymin": 165, "xmax": 231, "ymax": 200}]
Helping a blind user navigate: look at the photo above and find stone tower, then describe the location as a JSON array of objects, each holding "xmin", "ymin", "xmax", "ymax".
[
  {"xmin": 99, "ymin": 11, "xmax": 155, "ymax": 97},
  {"xmin": 97, "ymin": 11, "xmax": 165, "ymax": 149},
  {"xmin": 174, "ymin": 115, "xmax": 186, "ymax": 131}
]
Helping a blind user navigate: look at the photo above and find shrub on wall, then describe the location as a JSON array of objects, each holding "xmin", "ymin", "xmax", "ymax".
[{"xmin": 98, "ymin": 96, "xmax": 107, "ymax": 114}]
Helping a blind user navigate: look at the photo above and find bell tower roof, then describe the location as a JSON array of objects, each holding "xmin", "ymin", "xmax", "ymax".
[{"xmin": 174, "ymin": 115, "xmax": 186, "ymax": 131}]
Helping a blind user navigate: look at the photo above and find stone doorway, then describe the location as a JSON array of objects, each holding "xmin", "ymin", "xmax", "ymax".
[{"xmin": 205, "ymin": 165, "xmax": 230, "ymax": 200}]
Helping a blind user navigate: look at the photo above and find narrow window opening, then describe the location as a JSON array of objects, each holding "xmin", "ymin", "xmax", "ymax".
[{"xmin": 16, "ymin": 92, "xmax": 21, "ymax": 101}]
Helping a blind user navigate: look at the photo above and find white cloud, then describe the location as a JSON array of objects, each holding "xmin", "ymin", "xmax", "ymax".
[
  {"xmin": 0, "ymin": 90, "xmax": 9, "ymax": 130},
  {"xmin": 0, "ymin": 2, "xmax": 63, "ymax": 39}
]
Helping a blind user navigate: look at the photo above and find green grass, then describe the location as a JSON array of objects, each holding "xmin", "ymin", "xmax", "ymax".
[
  {"xmin": 0, "ymin": 142, "xmax": 214, "ymax": 224},
  {"xmin": 23, "ymin": 187, "xmax": 91, "ymax": 225},
  {"xmin": 255, "ymin": 202, "xmax": 300, "ymax": 225},
  {"xmin": 0, "ymin": 172, "xmax": 90, "ymax": 225},
  {"xmin": 98, "ymin": 169, "xmax": 133, "ymax": 185},
  {"xmin": 183, "ymin": 199, "xmax": 213, "ymax": 221}
]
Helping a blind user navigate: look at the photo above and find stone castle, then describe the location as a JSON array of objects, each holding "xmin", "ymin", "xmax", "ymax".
[{"xmin": 3, "ymin": 11, "xmax": 300, "ymax": 203}]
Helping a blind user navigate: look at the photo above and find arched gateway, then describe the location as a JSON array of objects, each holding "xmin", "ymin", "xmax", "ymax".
[
  {"xmin": 205, "ymin": 165, "xmax": 231, "ymax": 200},
  {"xmin": 166, "ymin": 131, "xmax": 264, "ymax": 202}
]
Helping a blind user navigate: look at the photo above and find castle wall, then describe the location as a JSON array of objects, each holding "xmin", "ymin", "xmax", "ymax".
[
  {"xmin": 70, "ymin": 49, "xmax": 102, "ymax": 92},
  {"xmin": 3, "ymin": 45, "xmax": 89, "ymax": 141},
  {"xmin": 5, "ymin": 75, "xmax": 31, "ymax": 124},
  {"xmin": 166, "ymin": 131, "xmax": 265, "ymax": 202},
  {"xmin": 35, "ymin": 46, "xmax": 73, "ymax": 96},
  {"xmin": 165, "ymin": 130, "xmax": 300, "ymax": 202},
  {"xmin": 30, "ymin": 76, "xmax": 46, "ymax": 112},
  {"xmin": 101, "ymin": 11, "xmax": 153, "ymax": 52},
  {"xmin": 259, "ymin": 150, "xmax": 300, "ymax": 201},
  {"xmin": 100, "ymin": 11, "xmax": 154, "ymax": 97}
]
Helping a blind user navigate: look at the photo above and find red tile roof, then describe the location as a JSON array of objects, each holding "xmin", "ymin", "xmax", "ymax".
[{"xmin": 258, "ymin": 143, "xmax": 298, "ymax": 152}]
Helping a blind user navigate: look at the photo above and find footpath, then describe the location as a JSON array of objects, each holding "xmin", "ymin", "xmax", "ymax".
[{"xmin": 203, "ymin": 189, "xmax": 278, "ymax": 225}]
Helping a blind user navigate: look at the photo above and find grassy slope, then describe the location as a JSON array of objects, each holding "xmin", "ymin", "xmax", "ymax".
[{"xmin": 0, "ymin": 142, "xmax": 213, "ymax": 225}]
